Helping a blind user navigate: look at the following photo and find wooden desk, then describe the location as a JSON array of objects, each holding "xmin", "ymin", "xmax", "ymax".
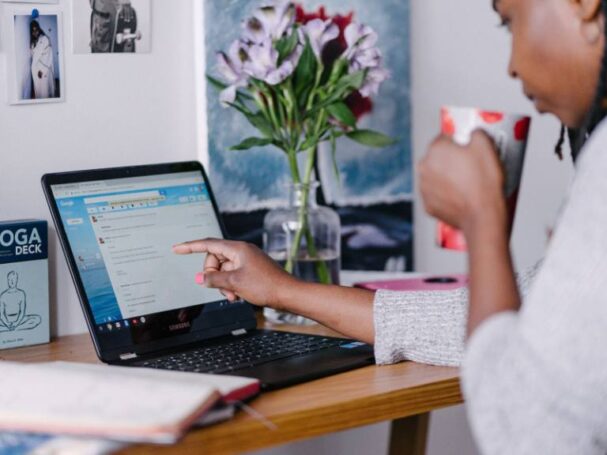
[{"xmin": 0, "ymin": 319, "xmax": 461, "ymax": 455}]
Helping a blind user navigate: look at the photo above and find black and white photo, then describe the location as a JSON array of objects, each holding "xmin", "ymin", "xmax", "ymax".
[{"xmin": 72, "ymin": 0, "xmax": 151, "ymax": 54}]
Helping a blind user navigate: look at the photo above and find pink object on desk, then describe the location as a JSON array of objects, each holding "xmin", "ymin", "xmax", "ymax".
[{"xmin": 354, "ymin": 274, "xmax": 468, "ymax": 291}]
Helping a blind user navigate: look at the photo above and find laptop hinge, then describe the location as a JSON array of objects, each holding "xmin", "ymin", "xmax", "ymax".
[
  {"xmin": 231, "ymin": 328, "xmax": 247, "ymax": 336},
  {"xmin": 119, "ymin": 352, "xmax": 138, "ymax": 360}
]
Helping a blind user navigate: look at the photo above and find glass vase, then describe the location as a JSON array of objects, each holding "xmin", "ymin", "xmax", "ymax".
[{"xmin": 263, "ymin": 181, "xmax": 341, "ymax": 325}]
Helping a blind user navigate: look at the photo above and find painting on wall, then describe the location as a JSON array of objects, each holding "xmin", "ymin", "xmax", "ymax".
[
  {"xmin": 203, "ymin": 0, "xmax": 413, "ymax": 271},
  {"xmin": 5, "ymin": 7, "xmax": 64, "ymax": 105},
  {"xmin": 72, "ymin": 0, "xmax": 151, "ymax": 54}
]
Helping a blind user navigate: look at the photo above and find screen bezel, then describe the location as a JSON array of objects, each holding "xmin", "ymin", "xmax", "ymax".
[{"xmin": 42, "ymin": 161, "xmax": 256, "ymax": 363}]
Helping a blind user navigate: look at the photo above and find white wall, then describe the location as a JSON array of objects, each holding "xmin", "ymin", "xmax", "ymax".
[
  {"xmin": 0, "ymin": 0, "xmax": 199, "ymax": 336},
  {"xmin": 0, "ymin": 1, "xmax": 575, "ymax": 454},
  {"xmin": 412, "ymin": 1, "xmax": 575, "ymax": 276}
]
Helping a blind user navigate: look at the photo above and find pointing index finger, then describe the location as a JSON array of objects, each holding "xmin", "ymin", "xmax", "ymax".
[{"xmin": 172, "ymin": 238, "xmax": 239, "ymax": 262}]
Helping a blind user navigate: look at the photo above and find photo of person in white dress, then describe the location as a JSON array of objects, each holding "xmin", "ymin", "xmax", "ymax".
[
  {"xmin": 29, "ymin": 20, "xmax": 55, "ymax": 99},
  {"xmin": 10, "ymin": 12, "xmax": 63, "ymax": 104}
]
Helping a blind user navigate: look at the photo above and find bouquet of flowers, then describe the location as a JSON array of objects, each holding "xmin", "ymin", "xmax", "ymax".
[{"xmin": 209, "ymin": 1, "xmax": 393, "ymax": 283}]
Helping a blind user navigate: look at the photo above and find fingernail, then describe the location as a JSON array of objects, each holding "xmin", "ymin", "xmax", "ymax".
[{"xmin": 195, "ymin": 273, "xmax": 205, "ymax": 285}]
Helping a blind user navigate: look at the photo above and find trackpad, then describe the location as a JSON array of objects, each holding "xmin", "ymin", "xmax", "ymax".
[{"xmin": 232, "ymin": 346, "xmax": 375, "ymax": 390}]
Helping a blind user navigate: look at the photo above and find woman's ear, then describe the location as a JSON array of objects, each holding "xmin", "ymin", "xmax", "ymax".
[
  {"xmin": 575, "ymin": 0, "xmax": 603, "ymax": 44},
  {"xmin": 577, "ymin": 0, "xmax": 602, "ymax": 21}
]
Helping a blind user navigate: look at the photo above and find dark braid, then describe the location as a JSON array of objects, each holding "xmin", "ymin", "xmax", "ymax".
[
  {"xmin": 563, "ymin": 0, "xmax": 607, "ymax": 162},
  {"xmin": 554, "ymin": 124, "xmax": 565, "ymax": 160}
]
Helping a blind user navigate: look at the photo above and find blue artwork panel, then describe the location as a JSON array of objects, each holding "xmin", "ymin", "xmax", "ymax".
[{"xmin": 204, "ymin": 0, "xmax": 412, "ymax": 211}]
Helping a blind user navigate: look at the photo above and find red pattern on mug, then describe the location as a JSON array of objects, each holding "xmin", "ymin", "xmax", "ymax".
[
  {"xmin": 478, "ymin": 110, "xmax": 504, "ymax": 124},
  {"xmin": 441, "ymin": 108, "xmax": 456, "ymax": 136},
  {"xmin": 514, "ymin": 117, "xmax": 531, "ymax": 141},
  {"xmin": 437, "ymin": 221, "xmax": 467, "ymax": 251}
]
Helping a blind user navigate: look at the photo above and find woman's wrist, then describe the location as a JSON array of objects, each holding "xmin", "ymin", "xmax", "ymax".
[
  {"xmin": 462, "ymin": 203, "xmax": 509, "ymax": 251},
  {"xmin": 272, "ymin": 273, "xmax": 306, "ymax": 312}
]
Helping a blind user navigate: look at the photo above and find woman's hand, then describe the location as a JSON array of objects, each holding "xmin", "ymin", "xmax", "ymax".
[
  {"xmin": 174, "ymin": 239, "xmax": 377, "ymax": 343},
  {"xmin": 418, "ymin": 130, "xmax": 507, "ymax": 236},
  {"xmin": 172, "ymin": 239, "xmax": 297, "ymax": 308}
]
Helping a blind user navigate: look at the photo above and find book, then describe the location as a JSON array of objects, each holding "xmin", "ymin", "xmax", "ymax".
[
  {"xmin": 354, "ymin": 274, "xmax": 468, "ymax": 291},
  {"xmin": 0, "ymin": 431, "xmax": 123, "ymax": 455},
  {"xmin": 0, "ymin": 361, "xmax": 259, "ymax": 444},
  {"xmin": 0, "ymin": 400, "xmax": 237, "ymax": 454},
  {"xmin": 0, "ymin": 220, "xmax": 49, "ymax": 350},
  {"xmin": 0, "ymin": 404, "xmax": 236, "ymax": 455}
]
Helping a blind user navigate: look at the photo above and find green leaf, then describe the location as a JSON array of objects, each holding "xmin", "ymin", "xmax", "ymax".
[
  {"xmin": 226, "ymin": 101, "xmax": 253, "ymax": 116},
  {"xmin": 230, "ymin": 137, "xmax": 274, "ymax": 151},
  {"xmin": 247, "ymin": 113, "xmax": 274, "ymax": 138},
  {"xmin": 304, "ymin": 71, "xmax": 367, "ymax": 119},
  {"xmin": 346, "ymin": 129, "xmax": 397, "ymax": 148},
  {"xmin": 337, "ymin": 70, "xmax": 366, "ymax": 91},
  {"xmin": 326, "ymin": 70, "xmax": 366, "ymax": 102},
  {"xmin": 228, "ymin": 103, "xmax": 274, "ymax": 138},
  {"xmin": 297, "ymin": 85, "xmax": 312, "ymax": 111},
  {"xmin": 276, "ymin": 32, "xmax": 299, "ymax": 65},
  {"xmin": 326, "ymin": 102, "xmax": 356, "ymax": 128},
  {"xmin": 206, "ymin": 75, "xmax": 228, "ymax": 91},
  {"xmin": 329, "ymin": 130, "xmax": 341, "ymax": 186},
  {"xmin": 294, "ymin": 41, "xmax": 317, "ymax": 104},
  {"xmin": 206, "ymin": 74, "xmax": 253, "ymax": 100},
  {"xmin": 300, "ymin": 136, "xmax": 318, "ymax": 151},
  {"xmin": 326, "ymin": 58, "xmax": 348, "ymax": 85}
]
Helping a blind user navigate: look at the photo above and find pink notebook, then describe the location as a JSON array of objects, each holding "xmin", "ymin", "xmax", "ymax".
[{"xmin": 354, "ymin": 274, "xmax": 468, "ymax": 291}]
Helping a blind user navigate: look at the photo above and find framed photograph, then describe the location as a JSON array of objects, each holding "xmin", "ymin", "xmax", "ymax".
[
  {"xmin": 5, "ymin": 7, "xmax": 65, "ymax": 105},
  {"xmin": 0, "ymin": 1, "xmax": 58, "ymax": 3},
  {"xmin": 72, "ymin": 0, "xmax": 151, "ymax": 54}
]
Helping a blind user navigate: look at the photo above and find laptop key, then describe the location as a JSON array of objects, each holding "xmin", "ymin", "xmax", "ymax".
[{"xmin": 135, "ymin": 332, "xmax": 348, "ymax": 375}]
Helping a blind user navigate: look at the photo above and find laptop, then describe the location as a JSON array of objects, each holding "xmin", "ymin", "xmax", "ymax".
[{"xmin": 42, "ymin": 161, "xmax": 374, "ymax": 390}]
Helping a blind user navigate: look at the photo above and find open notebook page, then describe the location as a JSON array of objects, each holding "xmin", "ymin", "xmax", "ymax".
[
  {"xmin": 0, "ymin": 361, "xmax": 257, "ymax": 443},
  {"xmin": 51, "ymin": 361, "xmax": 260, "ymax": 402}
]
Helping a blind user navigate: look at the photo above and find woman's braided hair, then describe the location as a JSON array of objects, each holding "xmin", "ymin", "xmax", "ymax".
[{"xmin": 558, "ymin": 0, "xmax": 607, "ymax": 162}]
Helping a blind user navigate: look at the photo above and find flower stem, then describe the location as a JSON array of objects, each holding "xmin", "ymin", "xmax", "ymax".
[{"xmin": 284, "ymin": 146, "xmax": 332, "ymax": 284}]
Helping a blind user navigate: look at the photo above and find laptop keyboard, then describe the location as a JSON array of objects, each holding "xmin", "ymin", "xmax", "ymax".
[{"xmin": 137, "ymin": 331, "xmax": 345, "ymax": 374}]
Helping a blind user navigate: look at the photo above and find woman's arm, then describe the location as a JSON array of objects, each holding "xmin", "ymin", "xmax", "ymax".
[
  {"xmin": 465, "ymin": 205, "xmax": 520, "ymax": 335},
  {"xmin": 173, "ymin": 239, "xmax": 376, "ymax": 343},
  {"xmin": 174, "ymin": 236, "xmax": 543, "ymax": 365},
  {"xmin": 281, "ymin": 281, "xmax": 376, "ymax": 343},
  {"xmin": 419, "ymin": 131, "xmax": 521, "ymax": 336}
]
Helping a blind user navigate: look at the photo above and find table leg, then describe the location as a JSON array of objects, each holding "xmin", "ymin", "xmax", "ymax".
[{"xmin": 388, "ymin": 413, "xmax": 430, "ymax": 455}]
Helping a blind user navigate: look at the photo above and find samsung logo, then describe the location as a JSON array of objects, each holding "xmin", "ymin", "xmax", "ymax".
[
  {"xmin": 169, "ymin": 322, "xmax": 191, "ymax": 331},
  {"xmin": 0, "ymin": 228, "xmax": 42, "ymax": 255}
]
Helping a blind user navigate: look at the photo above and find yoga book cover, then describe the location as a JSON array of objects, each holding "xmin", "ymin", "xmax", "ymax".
[{"xmin": 0, "ymin": 220, "xmax": 49, "ymax": 350}]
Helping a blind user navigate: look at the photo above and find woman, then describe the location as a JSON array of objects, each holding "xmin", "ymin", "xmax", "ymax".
[
  {"xmin": 174, "ymin": 0, "xmax": 607, "ymax": 452},
  {"xmin": 30, "ymin": 20, "xmax": 55, "ymax": 99}
]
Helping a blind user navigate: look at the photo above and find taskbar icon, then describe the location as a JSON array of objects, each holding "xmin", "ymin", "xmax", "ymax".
[{"xmin": 100, "ymin": 316, "xmax": 148, "ymax": 332}]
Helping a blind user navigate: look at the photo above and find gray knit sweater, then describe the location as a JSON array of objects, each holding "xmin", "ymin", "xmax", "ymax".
[{"xmin": 373, "ymin": 120, "xmax": 607, "ymax": 454}]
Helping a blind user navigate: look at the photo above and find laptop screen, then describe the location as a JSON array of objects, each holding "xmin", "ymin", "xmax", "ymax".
[{"xmin": 51, "ymin": 171, "xmax": 227, "ymax": 330}]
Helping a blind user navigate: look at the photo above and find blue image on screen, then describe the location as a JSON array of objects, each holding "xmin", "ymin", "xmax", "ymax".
[{"xmin": 55, "ymin": 183, "xmax": 210, "ymax": 325}]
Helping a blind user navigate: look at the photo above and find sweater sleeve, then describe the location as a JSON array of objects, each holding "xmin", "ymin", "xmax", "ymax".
[
  {"xmin": 373, "ymin": 261, "xmax": 541, "ymax": 366},
  {"xmin": 461, "ymin": 121, "xmax": 607, "ymax": 454}
]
